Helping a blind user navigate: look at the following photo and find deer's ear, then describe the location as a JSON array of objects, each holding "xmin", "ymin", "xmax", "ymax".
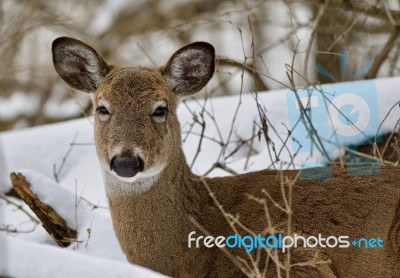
[
  {"xmin": 162, "ymin": 42, "xmax": 215, "ymax": 96},
  {"xmin": 52, "ymin": 37, "xmax": 109, "ymax": 93}
]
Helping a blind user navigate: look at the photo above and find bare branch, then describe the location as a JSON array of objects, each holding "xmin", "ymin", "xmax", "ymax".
[
  {"xmin": 365, "ymin": 26, "xmax": 400, "ymax": 79},
  {"xmin": 10, "ymin": 172, "xmax": 77, "ymax": 247}
]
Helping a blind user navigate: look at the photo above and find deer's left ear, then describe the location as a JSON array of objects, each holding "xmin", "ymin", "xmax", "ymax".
[{"xmin": 162, "ymin": 42, "xmax": 215, "ymax": 96}]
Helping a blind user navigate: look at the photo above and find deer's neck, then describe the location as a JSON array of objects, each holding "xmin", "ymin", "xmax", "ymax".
[{"xmin": 105, "ymin": 150, "xmax": 210, "ymax": 274}]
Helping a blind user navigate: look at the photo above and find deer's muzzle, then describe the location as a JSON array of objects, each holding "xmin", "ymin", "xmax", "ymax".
[{"xmin": 110, "ymin": 156, "xmax": 144, "ymax": 178}]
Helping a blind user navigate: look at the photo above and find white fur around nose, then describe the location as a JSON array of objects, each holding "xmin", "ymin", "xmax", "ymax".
[
  {"xmin": 103, "ymin": 163, "xmax": 165, "ymax": 196},
  {"xmin": 104, "ymin": 146, "xmax": 164, "ymax": 195}
]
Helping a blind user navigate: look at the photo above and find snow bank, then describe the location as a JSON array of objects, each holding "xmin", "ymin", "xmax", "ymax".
[
  {"xmin": 0, "ymin": 236, "xmax": 165, "ymax": 278},
  {"xmin": 19, "ymin": 169, "xmax": 126, "ymax": 262},
  {"xmin": 0, "ymin": 117, "xmax": 102, "ymax": 198},
  {"xmin": 0, "ymin": 170, "xmax": 146, "ymax": 277}
]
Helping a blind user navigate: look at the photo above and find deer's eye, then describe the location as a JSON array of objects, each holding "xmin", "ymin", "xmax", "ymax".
[
  {"xmin": 96, "ymin": 106, "xmax": 110, "ymax": 115},
  {"xmin": 152, "ymin": 107, "xmax": 168, "ymax": 117},
  {"xmin": 96, "ymin": 105, "xmax": 111, "ymax": 121}
]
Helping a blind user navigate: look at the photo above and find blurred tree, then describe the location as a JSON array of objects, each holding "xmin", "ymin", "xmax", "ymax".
[{"xmin": 0, "ymin": 0, "xmax": 399, "ymax": 131}]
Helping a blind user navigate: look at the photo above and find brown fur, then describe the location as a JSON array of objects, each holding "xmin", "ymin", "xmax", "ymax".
[{"xmin": 52, "ymin": 37, "xmax": 400, "ymax": 278}]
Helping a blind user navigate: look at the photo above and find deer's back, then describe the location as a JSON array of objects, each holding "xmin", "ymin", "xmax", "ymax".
[{"xmin": 203, "ymin": 166, "xmax": 400, "ymax": 277}]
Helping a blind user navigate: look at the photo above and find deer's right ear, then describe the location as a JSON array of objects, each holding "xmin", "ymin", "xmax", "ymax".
[{"xmin": 52, "ymin": 37, "xmax": 109, "ymax": 93}]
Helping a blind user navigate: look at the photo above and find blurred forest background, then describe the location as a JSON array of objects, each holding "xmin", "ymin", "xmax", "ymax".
[{"xmin": 0, "ymin": 0, "xmax": 399, "ymax": 131}]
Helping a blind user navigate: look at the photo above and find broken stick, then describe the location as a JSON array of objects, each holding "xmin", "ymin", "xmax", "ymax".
[{"xmin": 10, "ymin": 172, "xmax": 77, "ymax": 247}]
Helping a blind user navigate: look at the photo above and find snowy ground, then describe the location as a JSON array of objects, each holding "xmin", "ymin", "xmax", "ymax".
[{"xmin": 0, "ymin": 77, "xmax": 399, "ymax": 277}]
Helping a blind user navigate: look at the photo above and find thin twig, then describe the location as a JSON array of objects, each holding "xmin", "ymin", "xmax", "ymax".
[
  {"xmin": 0, "ymin": 194, "xmax": 39, "ymax": 224},
  {"xmin": 53, "ymin": 132, "xmax": 79, "ymax": 182}
]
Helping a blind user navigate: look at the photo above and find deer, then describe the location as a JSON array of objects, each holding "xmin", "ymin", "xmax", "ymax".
[{"xmin": 52, "ymin": 37, "xmax": 400, "ymax": 278}]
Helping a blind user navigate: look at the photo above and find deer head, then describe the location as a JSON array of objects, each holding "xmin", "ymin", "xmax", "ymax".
[{"xmin": 52, "ymin": 37, "xmax": 215, "ymax": 194}]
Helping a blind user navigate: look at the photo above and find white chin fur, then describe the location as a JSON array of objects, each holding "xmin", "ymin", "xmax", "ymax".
[{"xmin": 103, "ymin": 164, "xmax": 165, "ymax": 195}]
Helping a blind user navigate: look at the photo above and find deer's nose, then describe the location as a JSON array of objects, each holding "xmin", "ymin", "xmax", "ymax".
[{"xmin": 110, "ymin": 156, "xmax": 144, "ymax": 178}]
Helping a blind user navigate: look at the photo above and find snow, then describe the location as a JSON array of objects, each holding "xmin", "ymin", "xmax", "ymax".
[
  {"xmin": 0, "ymin": 169, "xmax": 162, "ymax": 277},
  {"xmin": 0, "ymin": 92, "xmax": 41, "ymax": 121},
  {"xmin": 1, "ymin": 236, "xmax": 165, "ymax": 278},
  {"xmin": 0, "ymin": 76, "xmax": 399, "ymax": 277},
  {"xmin": 14, "ymin": 169, "xmax": 126, "ymax": 261},
  {"xmin": 1, "ymin": 117, "xmax": 102, "ymax": 201},
  {"xmin": 43, "ymin": 84, "xmax": 91, "ymax": 119}
]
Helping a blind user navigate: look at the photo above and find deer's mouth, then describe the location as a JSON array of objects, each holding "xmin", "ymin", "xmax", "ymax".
[{"xmin": 110, "ymin": 156, "xmax": 144, "ymax": 178}]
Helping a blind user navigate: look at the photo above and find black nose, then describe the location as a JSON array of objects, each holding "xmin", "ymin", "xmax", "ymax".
[{"xmin": 110, "ymin": 156, "xmax": 144, "ymax": 178}]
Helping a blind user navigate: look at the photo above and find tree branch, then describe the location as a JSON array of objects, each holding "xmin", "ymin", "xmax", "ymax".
[
  {"xmin": 10, "ymin": 172, "xmax": 77, "ymax": 247},
  {"xmin": 365, "ymin": 26, "xmax": 400, "ymax": 79}
]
